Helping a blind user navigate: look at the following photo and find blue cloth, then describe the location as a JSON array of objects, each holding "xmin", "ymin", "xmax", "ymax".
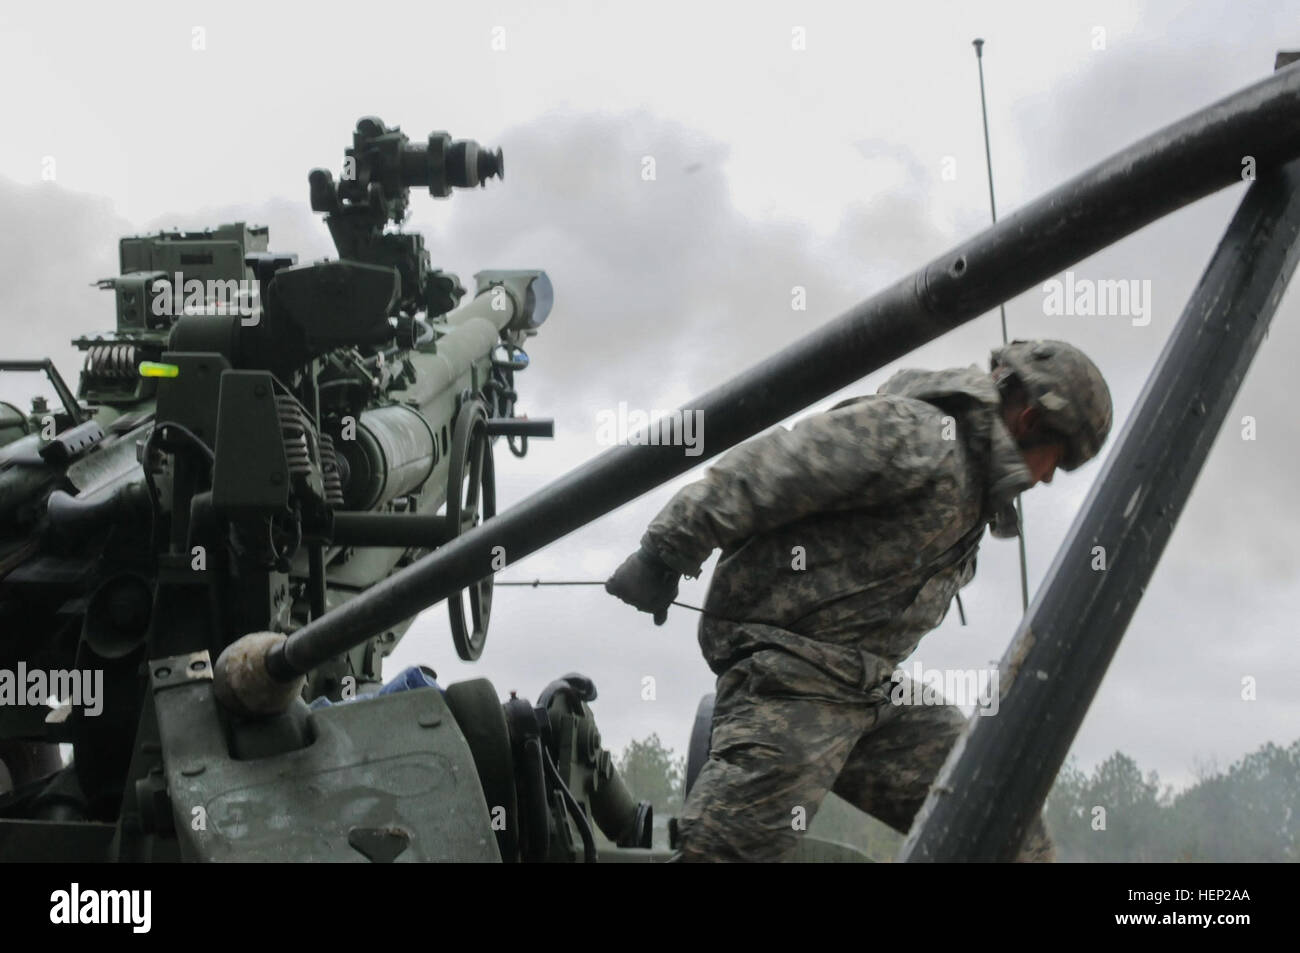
[{"xmin": 309, "ymin": 666, "xmax": 442, "ymax": 710}]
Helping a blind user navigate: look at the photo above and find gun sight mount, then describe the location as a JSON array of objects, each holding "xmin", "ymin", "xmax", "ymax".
[{"xmin": 309, "ymin": 116, "xmax": 503, "ymax": 226}]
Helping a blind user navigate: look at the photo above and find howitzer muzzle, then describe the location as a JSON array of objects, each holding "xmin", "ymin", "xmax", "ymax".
[{"xmin": 443, "ymin": 271, "xmax": 553, "ymax": 334}]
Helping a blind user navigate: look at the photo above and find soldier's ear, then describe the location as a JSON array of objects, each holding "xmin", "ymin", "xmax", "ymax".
[{"xmin": 1017, "ymin": 405, "xmax": 1041, "ymax": 437}]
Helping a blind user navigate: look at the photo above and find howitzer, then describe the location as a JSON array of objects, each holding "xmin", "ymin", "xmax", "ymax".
[
  {"xmin": 0, "ymin": 118, "xmax": 658, "ymax": 861},
  {"xmin": 4, "ymin": 55, "xmax": 1299, "ymax": 863},
  {"xmin": 226, "ymin": 60, "xmax": 1300, "ymax": 685},
  {"xmin": 208, "ymin": 63, "xmax": 1300, "ymax": 858}
]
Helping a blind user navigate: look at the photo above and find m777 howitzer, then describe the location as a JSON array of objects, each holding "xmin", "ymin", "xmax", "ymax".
[
  {"xmin": 216, "ymin": 60, "xmax": 1300, "ymax": 859},
  {"xmin": 0, "ymin": 118, "xmax": 659, "ymax": 862},
  {"xmin": 3, "ymin": 56, "xmax": 1299, "ymax": 864}
]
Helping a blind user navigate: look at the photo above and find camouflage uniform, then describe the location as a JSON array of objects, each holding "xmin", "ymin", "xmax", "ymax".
[{"xmin": 643, "ymin": 365, "xmax": 1055, "ymax": 862}]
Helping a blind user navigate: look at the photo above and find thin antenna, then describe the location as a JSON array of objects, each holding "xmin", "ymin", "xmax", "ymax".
[{"xmin": 973, "ymin": 37, "xmax": 1030, "ymax": 612}]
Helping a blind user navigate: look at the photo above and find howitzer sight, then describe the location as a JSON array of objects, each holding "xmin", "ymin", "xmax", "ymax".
[{"xmin": 0, "ymin": 119, "xmax": 668, "ymax": 864}]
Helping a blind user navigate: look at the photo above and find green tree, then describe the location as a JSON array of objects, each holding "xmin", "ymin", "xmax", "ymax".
[
  {"xmin": 1045, "ymin": 739, "xmax": 1299, "ymax": 862},
  {"xmin": 612, "ymin": 733, "xmax": 685, "ymax": 850},
  {"xmin": 614, "ymin": 733, "xmax": 1300, "ymax": 862},
  {"xmin": 1044, "ymin": 752, "xmax": 1173, "ymax": 861},
  {"xmin": 1043, "ymin": 755, "xmax": 1089, "ymax": 860},
  {"xmin": 1169, "ymin": 739, "xmax": 1299, "ymax": 861},
  {"xmin": 617, "ymin": 733, "xmax": 685, "ymax": 811},
  {"xmin": 1087, "ymin": 752, "xmax": 1174, "ymax": 861}
]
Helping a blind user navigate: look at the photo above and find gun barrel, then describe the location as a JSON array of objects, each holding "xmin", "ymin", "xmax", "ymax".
[{"xmin": 267, "ymin": 61, "xmax": 1300, "ymax": 682}]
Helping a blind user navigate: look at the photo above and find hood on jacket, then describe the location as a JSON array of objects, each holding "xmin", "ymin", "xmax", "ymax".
[{"xmin": 875, "ymin": 365, "xmax": 1033, "ymax": 538}]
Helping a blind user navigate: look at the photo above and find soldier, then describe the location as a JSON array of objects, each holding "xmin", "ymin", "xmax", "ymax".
[{"xmin": 606, "ymin": 339, "xmax": 1112, "ymax": 862}]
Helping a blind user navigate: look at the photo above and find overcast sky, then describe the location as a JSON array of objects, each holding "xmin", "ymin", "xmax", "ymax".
[{"xmin": 2, "ymin": 0, "xmax": 1298, "ymax": 795}]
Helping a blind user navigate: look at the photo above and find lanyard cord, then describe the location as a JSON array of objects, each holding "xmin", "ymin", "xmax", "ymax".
[{"xmin": 494, "ymin": 522, "xmax": 982, "ymax": 626}]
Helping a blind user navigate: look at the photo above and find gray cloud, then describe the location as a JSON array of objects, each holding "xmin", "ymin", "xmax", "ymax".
[
  {"xmin": 0, "ymin": 179, "xmax": 128, "ymax": 380},
  {"xmin": 3, "ymin": 5, "xmax": 1297, "ymax": 798}
]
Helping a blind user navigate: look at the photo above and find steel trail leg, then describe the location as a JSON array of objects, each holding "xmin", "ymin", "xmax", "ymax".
[{"xmin": 900, "ymin": 156, "xmax": 1300, "ymax": 862}]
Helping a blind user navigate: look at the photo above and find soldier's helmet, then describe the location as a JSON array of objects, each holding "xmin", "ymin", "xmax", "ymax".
[{"xmin": 990, "ymin": 339, "xmax": 1113, "ymax": 470}]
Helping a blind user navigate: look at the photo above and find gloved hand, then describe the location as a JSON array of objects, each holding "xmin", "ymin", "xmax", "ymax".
[{"xmin": 605, "ymin": 546, "xmax": 681, "ymax": 625}]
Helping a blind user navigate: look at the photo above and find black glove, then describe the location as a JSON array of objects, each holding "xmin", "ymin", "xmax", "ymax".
[{"xmin": 605, "ymin": 546, "xmax": 681, "ymax": 625}]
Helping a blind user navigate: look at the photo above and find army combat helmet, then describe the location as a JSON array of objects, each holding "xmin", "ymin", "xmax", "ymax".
[{"xmin": 990, "ymin": 339, "xmax": 1113, "ymax": 470}]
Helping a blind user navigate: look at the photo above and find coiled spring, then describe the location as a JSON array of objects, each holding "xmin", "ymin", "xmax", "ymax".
[
  {"xmin": 319, "ymin": 433, "xmax": 345, "ymax": 507},
  {"xmin": 276, "ymin": 396, "xmax": 318, "ymax": 479},
  {"xmin": 83, "ymin": 344, "xmax": 139, "ymax": 379}
]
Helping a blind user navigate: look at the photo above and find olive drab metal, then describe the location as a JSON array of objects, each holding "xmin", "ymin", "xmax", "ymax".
[
  {"xmin": 0, "ymin": 118, "xmax": 657, "ymax": 862},
  {"xmin": 3, "ymin": 53, "xmax": 1300, "ymax": 863}
]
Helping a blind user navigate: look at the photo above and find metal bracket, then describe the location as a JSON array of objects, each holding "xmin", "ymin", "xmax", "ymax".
[{"xmin": 149, "ymin": 651, "xmax": 214, "ymax": 693}]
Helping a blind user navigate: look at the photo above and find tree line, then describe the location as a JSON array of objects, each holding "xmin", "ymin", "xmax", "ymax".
[{"xmin": 613, "ymin": 733, "xmax": 1299, "ymax": 861}]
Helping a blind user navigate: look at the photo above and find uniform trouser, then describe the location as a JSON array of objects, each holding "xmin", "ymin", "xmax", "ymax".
[{"xmin": 675, "ymin": 649, "xmax": 1055, "ymax": 862}]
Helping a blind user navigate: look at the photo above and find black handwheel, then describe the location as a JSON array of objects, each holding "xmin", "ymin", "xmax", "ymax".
[{"xmin": 446, "ymin": 399, "xmax": 496, "ymax": 661}]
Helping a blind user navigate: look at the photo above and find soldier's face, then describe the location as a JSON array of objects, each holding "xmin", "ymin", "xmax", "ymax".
[
  {"xmin": 1021, "ymin": 442, "xmax": 1066, "ymax": 486},
  {"xmin": 1004, "ymin": 404, "xmax": 1067, "ymax": 486}
]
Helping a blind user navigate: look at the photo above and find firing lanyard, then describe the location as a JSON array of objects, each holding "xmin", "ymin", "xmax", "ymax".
[{"xmin": 495, "ymin": 520, "xmax": 985, "ymax": 625}]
